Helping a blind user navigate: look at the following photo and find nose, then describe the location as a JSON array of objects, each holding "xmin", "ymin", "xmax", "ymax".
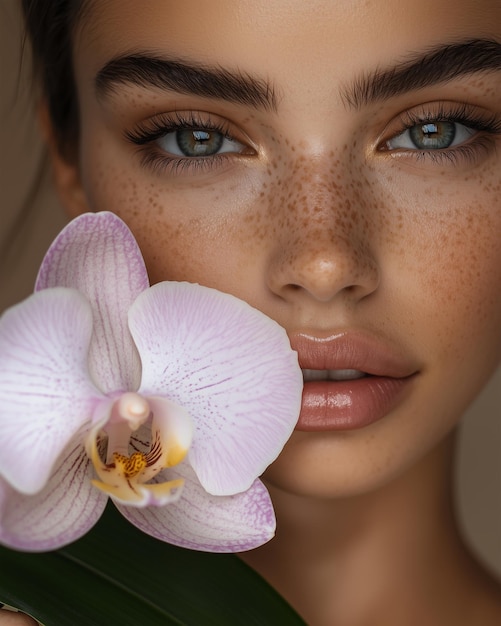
[{"xmin": 266, "ymin": 167, "xmax": 380, "ymax": 305}]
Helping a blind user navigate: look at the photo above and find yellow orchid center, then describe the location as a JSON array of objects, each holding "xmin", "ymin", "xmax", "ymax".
[
  {"xmin": 113, "ymin": 451, "xmax": 147, "ymax": 477},
  {"xmin": 86, "ymin": 392, "xmax": 190, "ymax": 507}
]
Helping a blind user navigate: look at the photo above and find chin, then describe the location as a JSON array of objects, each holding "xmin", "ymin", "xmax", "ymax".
[{"xmin": 262, "ymin": 426, "xmax": 454, "ymax": 501}]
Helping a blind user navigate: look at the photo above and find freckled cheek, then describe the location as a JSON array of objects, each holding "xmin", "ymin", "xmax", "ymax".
[
  {"xmin": 395, "ymin": 198, "xmax": 501, "ymax": 364},
  {"xmin": 81, "ymin": 150, "xmax": 274, "ymax": 293}
]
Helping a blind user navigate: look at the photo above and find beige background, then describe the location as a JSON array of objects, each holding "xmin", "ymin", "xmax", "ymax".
[{"xmin": 1, "ymin": 1, "xmax": 500, "ymax": 577}]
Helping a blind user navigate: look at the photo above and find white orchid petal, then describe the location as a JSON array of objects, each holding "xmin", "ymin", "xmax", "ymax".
[
  {"xmin": 116, "ymin": 462, "xmax": 275, "ymax": 552},
  {"xmin": 36, "ymin": 212, "xmax": 149, "ymax": 393},
  {"xmin": 0, "ymin": 439, "xmax": 107, "ymax": 551},
  {"xmin": 130, "ymin": 282, "xmax": 302, "ymax": 495},
  {"xmin": 0, "ymin": 289, "xmax": 103, "ymax": 494}
]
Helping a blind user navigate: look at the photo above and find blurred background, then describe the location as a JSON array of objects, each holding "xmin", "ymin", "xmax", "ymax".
[{"xmin": 1, "ymin": 0, "xmax": 500, "ymax": 579}]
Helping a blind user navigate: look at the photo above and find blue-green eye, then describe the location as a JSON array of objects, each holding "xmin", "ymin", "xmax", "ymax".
[
  {"xmin": 156, "ymin": 128, "xmax": 245, "ymax": 157},
  {"xmin": 387, "ymin": 121, "xmax": 475, "ymax": 151}
]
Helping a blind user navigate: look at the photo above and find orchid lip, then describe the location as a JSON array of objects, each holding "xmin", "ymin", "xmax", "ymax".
[
  {"xmin": 82, "ymin": 392, "xmax": 194, "ymax": 509},
  {"xmin": 302, "ymin": 368, "xmax": 367, "ymax": 382}
]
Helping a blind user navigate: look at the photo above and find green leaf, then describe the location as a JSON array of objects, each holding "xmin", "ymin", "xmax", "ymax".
[{"xmin": 0, "ymin": 504, "xmax": 306, "ymax": 625}]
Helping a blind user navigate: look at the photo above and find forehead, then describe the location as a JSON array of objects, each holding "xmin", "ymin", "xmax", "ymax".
[{"xmin": 77, "ymin": 0, "xmax": 501, "ymax": 71}]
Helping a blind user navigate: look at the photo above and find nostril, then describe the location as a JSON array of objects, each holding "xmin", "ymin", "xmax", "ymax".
[{"xmin": 266, "ymin": 219, "xmax": 380, "ymax": 304}]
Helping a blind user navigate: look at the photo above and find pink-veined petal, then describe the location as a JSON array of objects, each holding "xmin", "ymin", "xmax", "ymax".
[
  {"xmin": 130, "ymin": 282, "xmax": 302, "ymax": 496},
  {"xmin": 116, "ymin": 462, "xmax": 275, "ymax": 552},
  {"xmin": 35, "ymin": 212, "xmax": 149, "ymax": 393},
  {"xmin": 0, "ymin": 437, "xmax": 107, "ymax": 551},
  {"xmin": 0, "ymin": 289, "xmax": 102, "ymax": 494}
]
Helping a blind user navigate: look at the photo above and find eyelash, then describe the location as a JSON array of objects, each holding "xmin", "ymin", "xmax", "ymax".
[
  {"xmin": 382, "ymin": 102, "xmax": 501, "ymax": 165},
  {"xmin": 125, "ymin": 103, "xmax": 501, "ymax": 175},
  {"xmin": 125, "ymin": 112, "xmax": 248, "ymax": 175}
]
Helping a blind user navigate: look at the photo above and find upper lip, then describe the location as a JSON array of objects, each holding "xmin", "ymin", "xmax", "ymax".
[{"xmin": 289, "ymin": 331, "xmax": 418, "ymax": 379}]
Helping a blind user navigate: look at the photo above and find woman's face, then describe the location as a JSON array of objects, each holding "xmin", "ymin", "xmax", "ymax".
[{"xmin": 67, "ymin": 0, "xmax": 501, "ymax": 497}]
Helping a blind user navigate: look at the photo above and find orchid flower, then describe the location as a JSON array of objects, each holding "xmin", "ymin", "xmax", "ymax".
[{"xmin": 0, "ymin": 212, "xmax": 302, "ymax": 553}]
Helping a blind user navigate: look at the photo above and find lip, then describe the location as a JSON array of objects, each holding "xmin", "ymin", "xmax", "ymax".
[{"xmin": 289, "ymin": 331, "xmax": 418, "ymax": 431}]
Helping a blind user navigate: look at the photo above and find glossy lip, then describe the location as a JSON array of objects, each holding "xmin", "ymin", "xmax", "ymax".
[{"xmin": 289, "ymin": 331, "xmax": 418, "ymax": 431}]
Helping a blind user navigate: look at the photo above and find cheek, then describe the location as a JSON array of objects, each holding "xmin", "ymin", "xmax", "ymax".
[
  {"xmin": 80, "ymin": 157, "xmax": 274, "ymax": 295},
  {"xmin": 382, "ymin": 169, "xmax": 501, "ymax": 370},
  {"xmin": 418, "ymin": 210, "xmax": 500, "ymax": 332}
]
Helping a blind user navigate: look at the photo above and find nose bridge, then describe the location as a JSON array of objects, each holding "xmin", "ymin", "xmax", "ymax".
[{"xmin": 267, "ymin": 155, "xmax": 379, "ymax": 302}]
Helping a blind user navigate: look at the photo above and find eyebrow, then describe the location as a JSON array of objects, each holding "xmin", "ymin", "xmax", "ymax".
[
  {"xmin": 95, "ymin": 53, "xmax": 278, "ymax": 111},
  {"xmin": 343, "ymin": 39, "xmax": 501, "ymax": 109}
]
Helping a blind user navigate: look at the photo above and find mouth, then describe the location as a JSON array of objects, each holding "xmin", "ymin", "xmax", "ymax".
[
  {"xmin": 302, "ymin": 368, "xmax": 367, "ymax": 382},
  {"xmin": 290, "ymin": 332, "xmax": 417, "ymax": 431}
]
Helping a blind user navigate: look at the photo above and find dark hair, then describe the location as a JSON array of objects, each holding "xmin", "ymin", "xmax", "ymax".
[{"xmin": 22, "ymin": 0, "xmax": 85, "ymax": 158}]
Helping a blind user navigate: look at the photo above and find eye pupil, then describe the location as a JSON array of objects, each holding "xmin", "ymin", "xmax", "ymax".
[
  {"xmin": 409, "ymin": 121, "xmax": 456, "ymax": 149},
  {"xmin": 176, "ymin": 128, "xmax": 224, "ymax": 156}
]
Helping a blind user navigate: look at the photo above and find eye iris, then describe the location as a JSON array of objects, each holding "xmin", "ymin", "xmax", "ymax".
[
  {"xmin": 409, "ymin": 121, "xmax": 456, "ymax": 149},
  {"xmin": 176, "ymin": 129, "xmax": 224, "ymax": 157}
]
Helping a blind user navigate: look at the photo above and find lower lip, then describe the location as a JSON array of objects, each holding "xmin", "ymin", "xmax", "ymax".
[{"xmin": 295, "ymin": 376, "xmax": 414, "ymax": 431}]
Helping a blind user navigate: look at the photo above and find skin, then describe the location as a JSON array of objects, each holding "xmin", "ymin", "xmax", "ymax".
[
  {"xmin": 7, "ymin": 0, "xmax": 501, "ymax": 624},
  {"xmin": 0, "ymin": 612, "xmax": 38, "ymax": 626}
]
